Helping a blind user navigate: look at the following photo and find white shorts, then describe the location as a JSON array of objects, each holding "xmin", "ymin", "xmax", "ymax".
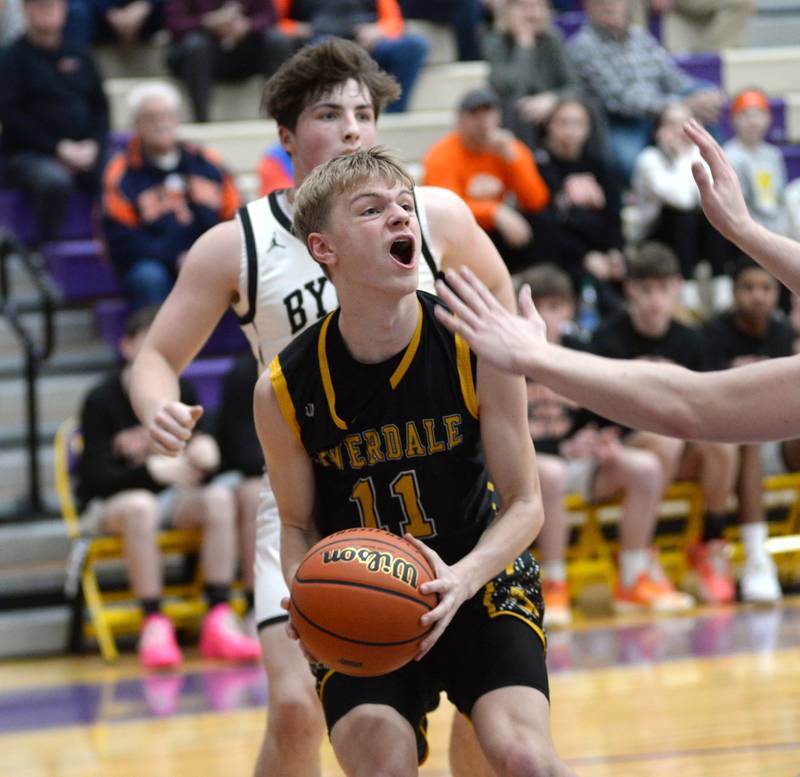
[
  {"xmin": 254, "ymin": 471, "xmax": 291, "ymax": 629},
  {"xmin": 564, "ymin": 458, "xmax": 599, "ymax": 503}
]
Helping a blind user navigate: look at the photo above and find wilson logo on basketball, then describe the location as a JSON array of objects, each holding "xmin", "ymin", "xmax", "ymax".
[{"xmin": 321, "ymin": 546, "xmax": 419, "ymax": 589}]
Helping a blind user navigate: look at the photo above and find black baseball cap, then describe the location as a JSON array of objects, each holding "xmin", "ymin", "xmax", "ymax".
[{"xmin": 458, "ymin": 88, "xmax": 501, "ymax": 113}]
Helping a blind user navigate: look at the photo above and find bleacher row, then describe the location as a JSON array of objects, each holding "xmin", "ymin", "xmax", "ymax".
[{"xmin": 5, "ymin": 21, "xmax": 800, "ymax": 423}]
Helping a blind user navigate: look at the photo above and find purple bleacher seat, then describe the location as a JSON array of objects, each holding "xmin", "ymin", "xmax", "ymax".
[
  {"xmin": 553, "ymin": 11, "xmax": 584, "ymax": 38},
  {"xmin": 781, "ymin": 144, "xmax": 800, "ymax": 182},
  {"xmin": 720, "ymin": 98, "xmax": 786, "ymax": 144},
  {"xmin": 44, "ymin": 239, "xmax": 121, "ymax": 301},
  {"xmin": 95, "ymin": 297, "xmax": 248, "ymax": 356},
  {"xmin": 674, "ymin": 53, "xmax": 721, "ymax": 87},
  {"xmin": 0, "ymin": 188, "xmax": 95, "ymax": 244},
  {"xmin": 183, "ymin": 356, "xmax": 236, "ymax": 412}
]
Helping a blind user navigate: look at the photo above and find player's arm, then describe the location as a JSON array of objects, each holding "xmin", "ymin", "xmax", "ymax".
[
  {"xmin": 434, "ymin": 266, "xmax": 800, "ymax": 443},
  {"xmin": 253, "ymin": 370, "xmax": 319, "ymax": 586},
  {"xmin": 129, "ymin": 220, "xmax": 242, "ymax": 455},
  {"xmin": 421, "ymin": 185, "xmax": 516, "ymax": 311},
  {"xmin": 686, "ymin": 119, "xmax": 800, "ymax": 296},
  {"xmin": 409, "ymin": 350, "xmax": 540, "ymax": 658}
]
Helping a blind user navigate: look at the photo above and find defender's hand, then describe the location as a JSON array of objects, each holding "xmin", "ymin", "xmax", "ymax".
[{"xmin": 147, "ymin": 401, "xmax": 203, "ymax": 456}]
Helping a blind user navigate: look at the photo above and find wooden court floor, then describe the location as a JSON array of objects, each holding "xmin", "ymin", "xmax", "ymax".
[{"xmin": 2, "ymin": 599, "xmax": 799, "ymax": 777}]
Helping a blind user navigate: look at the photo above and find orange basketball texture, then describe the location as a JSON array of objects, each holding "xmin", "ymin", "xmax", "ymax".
[{"xmin": 289, "ymin": 527, "xmax": 438, "ymax": 677}]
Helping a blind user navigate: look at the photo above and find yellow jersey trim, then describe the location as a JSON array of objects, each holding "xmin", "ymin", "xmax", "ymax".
[
  {"xmin": 268, "ymin": 356, "xmax": 302, "ymax": 444},
  {"xmin": 318, "ymin": 312, "xmax": 348, "ymax": 431},
  {"xmin": 317, "ymin": 668, "xmax": 336, "ymax": 704},
  {"xmin": 488, "ymin": 610, "xmax": 547, "ymax": 651},
  {"xmin": 454, "ymin": 334, "xmax": 479, "ymax": 419},
  {"xmin": 389, "ymin": 299, "xmax": 424, "ymax": 390}
]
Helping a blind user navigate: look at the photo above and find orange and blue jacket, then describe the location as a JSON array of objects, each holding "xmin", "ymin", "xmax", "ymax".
[{"xmin": 102, "ymin": 137, "xmax": 240, "ymax": 272}]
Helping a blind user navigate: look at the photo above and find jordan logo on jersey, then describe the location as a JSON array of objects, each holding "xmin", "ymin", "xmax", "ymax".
[{"xmin": 267, "ymin": 232, "xmax": 286, "ymax": 253}]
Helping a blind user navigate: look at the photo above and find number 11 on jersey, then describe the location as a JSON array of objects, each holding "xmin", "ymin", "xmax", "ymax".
[{"xmin": 350, "ymin": 470, "xmax": 437, "ymax": 538}]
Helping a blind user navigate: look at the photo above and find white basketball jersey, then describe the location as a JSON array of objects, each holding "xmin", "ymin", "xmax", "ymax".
[{"xmin": 232, "ymin": 187, "xmax": 442, "ymax": 368}]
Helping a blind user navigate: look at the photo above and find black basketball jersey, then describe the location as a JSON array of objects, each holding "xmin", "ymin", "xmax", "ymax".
[{"xmin": 269, "ymin": 291, "xmax": 496, "ymax": 565}]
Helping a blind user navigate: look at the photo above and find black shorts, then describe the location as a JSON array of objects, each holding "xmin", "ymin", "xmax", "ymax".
[{"xmin": 313, "ymin": 550, "xmax": 548, "ymax": 764}]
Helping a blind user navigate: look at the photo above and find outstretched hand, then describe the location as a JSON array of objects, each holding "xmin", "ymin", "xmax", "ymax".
[
  {"xmin": 684, "ymin": 118, "xmax": 751, "ymax": 244},
  {"xmin": 434, "ymin": 266, "xmax": 547, "ymax": 376}
]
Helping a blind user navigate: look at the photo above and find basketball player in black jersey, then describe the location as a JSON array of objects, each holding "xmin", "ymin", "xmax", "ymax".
[{"xmin": 254, "ymin": 150, "xmax": 575, "ymax": 776}]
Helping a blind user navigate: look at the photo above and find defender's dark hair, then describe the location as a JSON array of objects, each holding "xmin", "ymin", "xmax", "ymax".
[{"xmin": 261, "ymin": 38, "xmax": 401, "ymax": 131}]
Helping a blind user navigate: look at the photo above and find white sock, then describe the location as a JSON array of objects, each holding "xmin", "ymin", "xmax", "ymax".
[
  {"xmin": 619, "ymin": 549, "xmax": 650, "ymax": 588},
  {"xmin": 741, "ymin": 521, "xmax": 770, "ymax": 565},
  {"xmin": 542, "ymin": 560, "xmax": 567, "ymax": 584}
]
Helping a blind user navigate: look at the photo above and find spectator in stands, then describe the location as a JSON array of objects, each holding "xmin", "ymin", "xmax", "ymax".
[
  {"xmin": 165, "ymin": 0, "xmax": 291, "ymax": 123},
  {"xmin": 632, "ymin": 0, "xmax": 755, "ymax": 55},
  {"xmin": 0, "ymin": 0, "xmax": 24, "ymax": 44},
  {"xmin": 65, "ymin": 0, "xmax": 164, "ymax": 46},
  {"xmin": 77, "ymin": 307, "xmax": 261, "ymax": 669},
  {"xmin": 702, "ymin": 257, "xmax": 789, "ymax": 603},
  {"xmin": 535, "ymin": 96, "xmax": 625, "ymax": 309},
  {"xmin": 423, "ymin": 87, "xmax": 551, "ymax": 273},
  {"xmin": 257, "ymin": 140, "xmax": 293, "ymax": 196},
  {"xmin": 588, "ymin": 242, "xmax": 740, "ymax": 605},
  {"xmin": 0, "ymin": 0, "xmax": 108, "ymax": 246},
  {"xmin": 631, "ymin": 101, "xmax": 733, "ymax": 311},
  {"xmin": 523, "ymin": 264, "xmax": 691, "ymax": 626},
  {"xmin": 273, "ymin": 0, "xmax": 428, "ymax": 113},
  {"xmin": 567, "ymin": 0, "xmax": 724, "ymax": 182},
  {"xmin": 724, "ymin": 88, "xmax": 789, "ymax": 238},
  {"xmin": 214, "ymin": 352, "xmax": 263, "ymax": 631},
  {"xmin": 399, "ymin": 0, "xmax": 482, "ymax": 61},
  {"xmin": 102, "ymin": 81, "xmax": 240, "ymax": 311},
  {"xmin": 483, "ymin": 0, "xmax": 584, "ymax": 150}
]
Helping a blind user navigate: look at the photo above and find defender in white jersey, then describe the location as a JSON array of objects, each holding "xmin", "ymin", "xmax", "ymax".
[{"xmin": 130, "ymin": 39, "xmax": 514, "ymax": 777}]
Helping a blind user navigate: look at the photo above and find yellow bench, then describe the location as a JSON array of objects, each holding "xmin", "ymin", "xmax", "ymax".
[{"xmin": 55, "ymin": 418, "xmax": 208, "ymax": 662}]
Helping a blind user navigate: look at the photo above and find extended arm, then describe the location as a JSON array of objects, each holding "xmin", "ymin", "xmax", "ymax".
[
  {"xmin": 434, "ymin": 266, "xmax": 800, "ymax": 444},
  {"xmin": 129, "ymin": 220, "xmax": 241, "ymax": 454},
  {"xmin": 253, "ymin": 371, "xmax": 319, "ymax": 586},
  {"xmin": 687, "ymin": 120, "xmax": 800, "ymax": 296},
  {"xmin": 422, "ymin": 186, "xmax": 516, "ymax": 310}
]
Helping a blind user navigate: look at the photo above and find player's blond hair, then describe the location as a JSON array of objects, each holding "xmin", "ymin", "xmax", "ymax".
[{"xmin": 293, "ymin": 147, "xmax": 415, "ymax": 247}]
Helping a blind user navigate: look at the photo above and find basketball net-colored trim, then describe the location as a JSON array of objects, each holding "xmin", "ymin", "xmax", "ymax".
[
  {"xmin": 454, "ymin": 334, "xmax": 479, "ymax": 419},
  {"xmin": 389, "ymin": 299, "xmax": 423, "ymax": 390},
  {"xmin": 268, "ymin": 356, "xmax": 302, "ymax": 444},
  {"xmin": 318, "ymin": 312, "xmax": 349, "ymax": 431}
]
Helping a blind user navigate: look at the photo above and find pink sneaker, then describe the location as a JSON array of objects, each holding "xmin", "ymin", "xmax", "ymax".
[
  {"xmin": 199, "ymin": 604, "xmax": 262, "ymax": 662},
  {"xmin": 138, "ymin": 613, "xmax": 183, "ymax": 670}
]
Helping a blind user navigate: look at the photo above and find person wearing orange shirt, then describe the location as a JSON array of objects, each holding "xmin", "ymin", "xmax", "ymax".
[{"xmin": 424, "ymin": 88, "xmax": 552, "ymax": 273}]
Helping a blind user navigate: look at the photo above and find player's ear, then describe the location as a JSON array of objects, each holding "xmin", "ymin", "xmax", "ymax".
[
  {"xmin": 307, "ymin": 232, "xmax": 337, "ymax": 271},
  {"xmin": 278, "ymin": 125, "xmax": 295, "ymax": 157}
]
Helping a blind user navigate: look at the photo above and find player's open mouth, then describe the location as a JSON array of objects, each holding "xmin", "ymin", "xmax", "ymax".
[{"xmin": 390, "ymin": 238, "xmax": 415, "ymax": 268}]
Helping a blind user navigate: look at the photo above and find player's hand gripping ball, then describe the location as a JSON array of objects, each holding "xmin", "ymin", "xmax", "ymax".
[{"xmin": 289, "ymin": 528, "xmax": 438, "ymax": 676}]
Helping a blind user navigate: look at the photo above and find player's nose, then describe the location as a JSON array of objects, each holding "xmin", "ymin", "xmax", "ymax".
[{"xmin": 341, "ymin": 111, "xmax": 361, "ymax": 141}]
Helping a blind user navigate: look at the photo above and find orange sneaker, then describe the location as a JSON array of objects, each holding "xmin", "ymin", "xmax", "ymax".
[
  {"xmin": 614, "ymin": 572, "xmax": 694, "ymax": 613},
  {"xmin": 687, "ymin": 541, "xmax": 735, "ymax": 605},
  {"xmin": 542, "ymin": 580, "xmax": 572, "ymax": 628}
]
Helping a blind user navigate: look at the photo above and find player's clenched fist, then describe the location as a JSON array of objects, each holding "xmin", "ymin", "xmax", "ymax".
[{"xmin": 147, "ymin": 401, "xmax": 203, "ymax": 456}]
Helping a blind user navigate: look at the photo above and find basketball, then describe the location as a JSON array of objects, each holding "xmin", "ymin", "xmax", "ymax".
[{"xmin": 289, "ymin": 527, "xmax": 438, "ymax": 676}]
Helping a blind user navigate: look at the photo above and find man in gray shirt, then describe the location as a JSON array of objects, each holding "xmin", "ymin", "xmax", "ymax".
[{"xmin": 568, "ymin": 0, "xmax": 723, "ymax": 181}]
